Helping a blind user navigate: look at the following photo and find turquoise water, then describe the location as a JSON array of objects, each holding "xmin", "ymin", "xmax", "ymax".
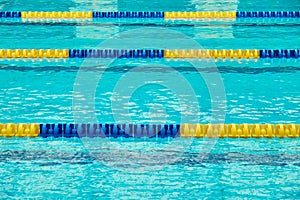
[
  {"xmin": 0, "ymin": 0, "xmax": 300, "ymax": 199},
  {"xmin": 0, "ymin": 137, "xmax": 299, "ymax": 199}
]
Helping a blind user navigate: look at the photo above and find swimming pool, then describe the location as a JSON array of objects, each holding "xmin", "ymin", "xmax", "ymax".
[{"xmin": 0, "ymin": 0, "xmax": 300, "ymax": 199}]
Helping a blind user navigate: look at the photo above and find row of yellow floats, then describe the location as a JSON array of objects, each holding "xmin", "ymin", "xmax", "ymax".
[
  {"xmin": 164, "ymin": 12, "xmax": 236, "ymax": 19},
  {"xmin": 164, "ymin": 49, "xmax": 260, "ymax": 59},
  {"xmin": 0, "ymin": 49, "xmax": 69, "ymax": 58},
  {"xmin": 0, "ymin": 124, "xmax": 39, "ymax": 137},
  {"xmin": 180, "ymin": 124, "xmax": 300, "ymax": 138},
  {"xmin": 21, "ymin": 11, "xmax": 93, "ymax": 19}
]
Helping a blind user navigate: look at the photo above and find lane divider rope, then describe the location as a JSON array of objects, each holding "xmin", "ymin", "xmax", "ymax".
[
  {"xmin": 0, "ymin": 11, "xmax": 299, "ymax": 19},
  {"xmin": 0, "ymin": 123, "xmax": 299, "ymax": 138},
  {"xmin": 0, "ymin": 49, "xmax": 299, "ymax": 59}
]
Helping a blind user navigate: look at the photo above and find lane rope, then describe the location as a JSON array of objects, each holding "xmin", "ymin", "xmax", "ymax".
[
  {"xmin": 0, "ymin": 49, "xmax": 299, "ymax": 59},
  {"xmin": 0, "ymin": 11, "xmax": 299, "ymax": 19},
  {"xmin": 0, "ymin": 123, "xmax": 299, "ymax": 138}
]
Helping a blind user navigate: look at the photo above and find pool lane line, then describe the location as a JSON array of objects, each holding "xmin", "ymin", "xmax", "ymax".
[
  {"xmin": 0, "ymin": 11, "xmax": 300, "ymax": 19},
  {"xmin": 0, "ymin": 49, "xmax": 299, "ymax": 59},
  {"xmin": 0, "ymin": 123, "xmax": 299, "ymax": 138}
]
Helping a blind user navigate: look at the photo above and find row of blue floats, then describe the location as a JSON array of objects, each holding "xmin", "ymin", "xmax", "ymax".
[
  {"xmin": 260, "ymin": 49, "xmax": 300, "ymax": 58},
  {"xmin": 39, "ymin": 124, "xmax": 181, "ymax": 138},
  {"xmin": 69, "ymin": 49, "xmax": 164, "ymax": 58}
]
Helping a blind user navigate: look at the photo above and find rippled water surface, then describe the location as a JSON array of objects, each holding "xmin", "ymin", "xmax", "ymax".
[{"xmin": 0, "ymin": 0, "xmax": 300, "ymax": 199}]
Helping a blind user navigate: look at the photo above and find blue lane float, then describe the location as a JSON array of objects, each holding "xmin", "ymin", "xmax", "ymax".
[
  {"xmin": 259, "ymin": 49, "xmax": 300, "ymax": 58},
  {"xmin": 0, "ymin": 11, "xmax": 21, "ymax": 18},
  {"xmin": 68, "ymin": 49, "xmax": 164, "ymax": 58},
  {"xmin": 236, "ymin": 11, "xmax": 300, "ymax": 18},
  {"xmin": 92, "ymin": 11, "xmax": 164, "ymax": 18},
  {"xmin": 39, "ymin": 124, "xmax": 180, "ymax": 138}
]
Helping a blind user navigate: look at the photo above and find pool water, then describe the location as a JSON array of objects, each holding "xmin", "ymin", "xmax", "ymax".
[{"xmin": 0, "ymin": 0, "xmax": 300, "ymax": 199}]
